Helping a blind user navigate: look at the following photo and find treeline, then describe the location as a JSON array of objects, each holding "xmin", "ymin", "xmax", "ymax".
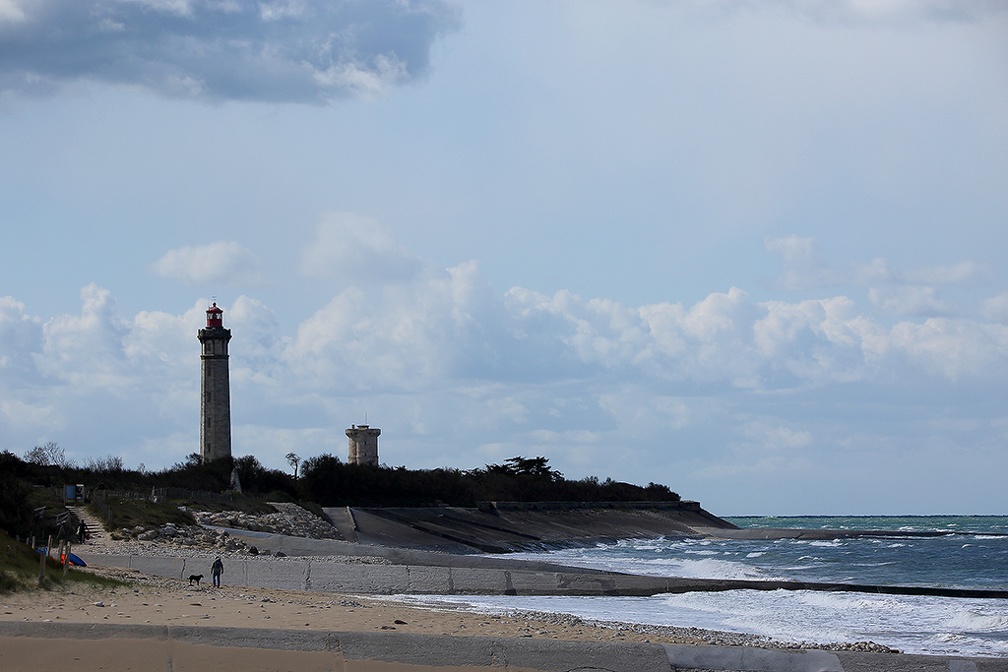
[
  {"xmin": 0, "ymin": 449, "xmax": 680, "ymax": 539},
  {"xmin": 298, "ymin": 455, "xmax": 680, "ymax": 507}
]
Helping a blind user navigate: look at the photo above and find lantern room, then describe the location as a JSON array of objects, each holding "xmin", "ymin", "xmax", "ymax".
[{"xmin": 206, "ymin": 302, "xmax": 224, "ymax": 328}]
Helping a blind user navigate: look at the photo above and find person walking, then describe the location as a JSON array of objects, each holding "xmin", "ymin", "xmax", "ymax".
[{"xmin": 211, "ymin": 557, "xmax": 224, "ymax": 587}]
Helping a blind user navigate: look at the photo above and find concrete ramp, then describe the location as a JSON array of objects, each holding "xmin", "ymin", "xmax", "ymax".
[{"xmin": 320, "ymin": 506, "xmax": 358, "ymax": 543}]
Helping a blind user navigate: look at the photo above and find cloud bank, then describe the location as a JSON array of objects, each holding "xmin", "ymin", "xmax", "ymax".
[
  {"xmin": 2, "ymin": 222, "xmax": 1006, "ymax": 512},
  {"xmin": 0, "ymin": 0, "xmax": 460, "ymax": 102}
]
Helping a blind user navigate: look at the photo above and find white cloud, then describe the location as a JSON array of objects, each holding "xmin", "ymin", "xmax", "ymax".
[
  {"xmin": 2, "ymin": 233, "xmax": 1007, "ymax": 510},
  {"xmin": 0, "ymin": 0, "xmax": 26, "ymax": 23},
  {"xmin": 153, "ymin": 241, "xmax": 265, "ymax": 286},
  {"xmin": 38, "ymin": 284, "xmax": 133, "ymax": 389},
  {"xmin": 889, "ymin": 318, "xmax": 1008, "ymax": 381},
  {"xmin": 0, "ymin": 296, "xmax": 42, "ymax": 379}
]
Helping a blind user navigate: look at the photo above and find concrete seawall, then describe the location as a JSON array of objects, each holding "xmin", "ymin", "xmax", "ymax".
[
  {"xmin": 339, "ymin": 501, "xmax": 735, "ymax": 553},
  {"xmin": 86, "ymin": 551, "xmax": 1008, "ymax": 600}
]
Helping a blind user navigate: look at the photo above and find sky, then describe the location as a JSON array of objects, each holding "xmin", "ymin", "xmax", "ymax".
[{"xmin": 1, "ymin": 0, "xmax": 1006, "ymax": 516}]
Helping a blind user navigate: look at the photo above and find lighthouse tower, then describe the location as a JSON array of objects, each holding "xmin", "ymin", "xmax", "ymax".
[{"xmin": 198, "ymin": 302, "xmax": 232, "ymax": 463}]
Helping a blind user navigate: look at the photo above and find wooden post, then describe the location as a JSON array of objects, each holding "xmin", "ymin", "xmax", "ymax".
[
  {"xmin": 63, "ymin": 542, "xmax": 71, "ymax": 577},
  {"xmin": 38, "ymin": 538, "xmax": 47, "ymax": 586}
]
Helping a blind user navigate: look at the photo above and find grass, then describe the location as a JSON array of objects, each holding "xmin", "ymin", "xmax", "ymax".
[
  {"xmin": 94, "ymin": 494, "xmax": 275, "ymax": 537},
  {"xmin": 0, "ymin": 529, "xmax": 127, "ymax": 594},
  {"xmin": 180, "ymin": 494, "xmax": 275, "ymax": 516}
]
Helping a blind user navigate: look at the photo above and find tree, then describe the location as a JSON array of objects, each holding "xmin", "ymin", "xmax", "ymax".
[
  {"xmin": 84, "ymin": 455, "xmax": 124, "ymax": 473},
  {"xmin": 24, "ymin": 441, "xmax": 73, "ymax": 468},
  {"xmin": 485, "ymin": 456, "xmax": 563, "ymax": 482},
  {"xmin": 286, "ymin": 452, "xmax": 300, "ymax": 479}
]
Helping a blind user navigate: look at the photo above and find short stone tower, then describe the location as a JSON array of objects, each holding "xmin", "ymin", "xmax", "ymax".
[
  {"xmin": 198, "ymin": 302, "xmax": 232, "ymax": 463},
  {"xmin": 346, "ymin": 424, "xmax": 380, "ymax": 466}
]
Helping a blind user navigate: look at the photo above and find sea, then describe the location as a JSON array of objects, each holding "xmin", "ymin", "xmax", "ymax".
[{"xmin": 396, "ymin": 515, "xmax": 1008, "ymax": 658}]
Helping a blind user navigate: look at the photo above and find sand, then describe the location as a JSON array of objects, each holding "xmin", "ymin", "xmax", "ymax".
[
  {"xmin": 0, "ymin": 566, "xmax": 713, "ymax": 645},
  {"xmin": 0, "ymin": 566, "xmax": 734, "ymax": 671}
]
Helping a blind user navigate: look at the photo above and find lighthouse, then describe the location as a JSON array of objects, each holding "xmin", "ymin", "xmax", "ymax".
[{"xmin": 198, "ymin": 302, "xmax": 232, "ymax": 463}]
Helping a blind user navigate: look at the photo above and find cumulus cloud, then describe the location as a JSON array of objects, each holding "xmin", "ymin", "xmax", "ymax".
[
  {"xmin": 38, "ymin": 284, "xmax": 134, "ymax": 388},
  {"xmin": 153, "ymin": 241, "xmax": 265, "ymax": 286},
  {"xmin": 0, "ymin": 0, "xmax": 460, "ymax": 102},
  {"xmin": 889, "ymin": 318, "xmax": 1008, "ymax": 381},
  {"xmin": 0, "ymin": 295, "xmax": 42, "ymax": 380},
  {"xmin": 2, "ymin": 232, "xmax": 1006, "ymax": 508},
  {"xmin": 288, "ymin": 258, "xmax": 500, "ymax": 390}
]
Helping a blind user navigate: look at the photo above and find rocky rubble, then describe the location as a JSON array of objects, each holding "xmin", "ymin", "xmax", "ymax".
[
  {"xmin": 193, "ymin": 502, "xmax": 341, "ymax": 540},
  {"xmin": 111, "ymin": 502, "xmax": 340, "ymax": 555}
]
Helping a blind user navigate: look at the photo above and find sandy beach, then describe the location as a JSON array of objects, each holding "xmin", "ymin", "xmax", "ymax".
[
  {"xmin": 4, "ymin": 564, "xmax": 1007, "ymax": 671},
  {"xmin": 0, "ymin": 566, "xmax": 718, "ymax": 644},
  {"xmin": 4, "ymin": 506, "xmax": 1006, "ymax": 671},
  {"xmin": 0, "ymin": 566, "xmax": 745, "ymax": 672}
]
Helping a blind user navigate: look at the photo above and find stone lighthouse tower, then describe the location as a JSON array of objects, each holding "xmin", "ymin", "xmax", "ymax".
[
  {"xmin": 198, "ymin": 302, "xmax": 232, "ymax": 463},
  {"xmin": 346, "ymin": 424, "xmax": 380, "ymax": 466}
]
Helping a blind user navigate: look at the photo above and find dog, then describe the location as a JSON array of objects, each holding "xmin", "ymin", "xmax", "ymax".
[{"xmin": 188, "ymin": 574, "xmax": 204, "ymax": 586}]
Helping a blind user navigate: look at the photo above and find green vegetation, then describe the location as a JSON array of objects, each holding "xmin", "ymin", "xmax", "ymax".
[
  {"xmin": 1, "ymin": 447, "xmax": 681, "ymax": 540},
  {"xmin": 0, "ymin": 528, "xmax": 126, "ymax": 594},
  {"xmin": 297, "ymin": 454, "xmax": 680, "ymax": 507},
  {"xmin": 94, "ymin": 498, "xmax": 195, "ymax": 533}
]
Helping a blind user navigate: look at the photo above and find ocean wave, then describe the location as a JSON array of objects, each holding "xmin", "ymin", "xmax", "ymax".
[{"xmin": 946, "ymin": 609, "xmax": 1008, "ymax": 632}]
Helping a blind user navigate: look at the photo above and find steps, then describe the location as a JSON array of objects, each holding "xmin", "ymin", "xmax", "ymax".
[{"xmin": 66, "ymin": 505, "xmax": 109, "ymax": 547}]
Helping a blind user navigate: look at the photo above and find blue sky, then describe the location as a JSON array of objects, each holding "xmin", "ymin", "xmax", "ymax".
[{"xmin": 1, "ymin": 0, "xmax": 1006, "ymax": 515}]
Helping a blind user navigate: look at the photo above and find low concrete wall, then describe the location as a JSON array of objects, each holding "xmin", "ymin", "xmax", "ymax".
[
  {"xmin": 85, "ymin": 552, "xmax": 1008, "ymax": 600},
  {"xmin": 86, "ymin": 553, "xmax": 669, "ymax": 596}
]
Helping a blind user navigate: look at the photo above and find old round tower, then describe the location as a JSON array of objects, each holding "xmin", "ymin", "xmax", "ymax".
[
  {"xmin": 346, "ymin": 424, "xmax": 380, "ymax": 466},
  {"xmin": 198, "ymin": 302, "xmax": 232, "ymax": 463}
]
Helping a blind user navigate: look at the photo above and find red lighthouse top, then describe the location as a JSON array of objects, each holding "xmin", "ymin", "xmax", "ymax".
[{"xmin": 206, "ymin": 302, "xmax": 224, "ymax": 328}]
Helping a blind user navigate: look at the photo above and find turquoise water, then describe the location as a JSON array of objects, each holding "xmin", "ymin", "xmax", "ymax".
[
  {"xmin": 726, "ymin": 515, "xmax": 1008, "ymax": 535},
  {"xmin": 400, "ymin": 515, "xmax": 1008, "ymax": 657}
]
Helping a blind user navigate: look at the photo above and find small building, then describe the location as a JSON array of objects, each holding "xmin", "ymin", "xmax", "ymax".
[{"xmin": 346, "ymin": 424, "xmax": 380, "ymax": 466}]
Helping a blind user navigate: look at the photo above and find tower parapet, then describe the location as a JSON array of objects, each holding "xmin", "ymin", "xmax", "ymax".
[
  {"xmin": 346, "ymin": 424, "xmax": 380, "ymax": 466},
  {"xmin": 198, "ymin": 302, "xmax": 232, "ymax": 463}
]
